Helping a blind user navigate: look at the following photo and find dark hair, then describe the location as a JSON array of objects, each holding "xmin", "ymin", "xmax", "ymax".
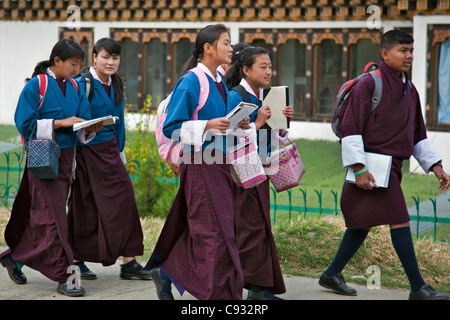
[
  {"xmin": 27, "ymin": 38, "xmax": 85, "ymax": 82},
  {"xmin": 178, "ymin": 24, "xmax": 229, "ymax": 80},
  {"xmin": 380, "ymin": 30, "xmax": 414, "ymax": 51},
  {"xmin": 224, "ymin": 46, "xmax": 269, "ymax": 89},
  {"xmin": 231, "ymin": 42, "xmax": 251, "ymax": 65},
  {"xmin": 93, "ymin": 37, "xmax": 124, "ymax": 105}
]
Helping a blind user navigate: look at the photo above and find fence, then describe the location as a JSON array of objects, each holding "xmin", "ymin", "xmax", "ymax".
[{"xmin": 1, "ymin": 152, "xmax": 449, "ymax": 241}]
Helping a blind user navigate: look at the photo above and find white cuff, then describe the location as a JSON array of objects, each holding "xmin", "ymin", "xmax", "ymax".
[
  {"xmin": 341, "ymin": 135, "xmax": 366, "ymax": 168},
  {"xmin": 77, "ymin": 129, "xmax": 96, "ymax": 144},
  {"xmin": 413, "ymin": 138, "xmax": 441, "ymax": 173},
  {"xmin": 180, "ymin": 120, "xmax": 208, "ymax": 146},
  {"xmin": 119, "ymin": 151, "xmax": 127, "ymax": 164},
  {"xmin": 36, "ymin": 119, "xmax": 54, "ymax": 140}
]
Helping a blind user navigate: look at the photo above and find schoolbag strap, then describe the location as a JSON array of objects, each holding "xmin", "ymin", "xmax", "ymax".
[
  {"xmin": 369, "ymin": 70, "xmax": 382, "ymax": 112},
  {"xmin": 232, "ymin": 84, "xmax": 250, "ymax": 103},
  {"xmin": 69, "ymin": 79, "xmax": 79, "ymax": 93},
  {"xmin": 80, "ymin": 66, "xmax": 94, "ymax": 102},
  {"xmin": 189, "ymin": 66, "xmax": 210, "ymax": 120},
  {"xmin": 37, "ymin": 74, "xmax": 48, "ymax": 109}
]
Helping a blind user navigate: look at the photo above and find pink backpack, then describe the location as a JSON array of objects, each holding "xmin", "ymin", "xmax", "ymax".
[{"xmin": 155, "ymin": 66, "xmax": 210, "ymax": 164}]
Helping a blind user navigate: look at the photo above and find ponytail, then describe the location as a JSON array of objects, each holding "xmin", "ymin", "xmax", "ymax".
[{"xmin": 26, "ymin": 60, "xmax": 52, "ymax": 82}]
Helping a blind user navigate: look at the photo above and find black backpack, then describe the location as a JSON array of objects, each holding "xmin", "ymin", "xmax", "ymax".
[{"xmin": 75, "ymin": 66, "xmax": 94, "ymax": 102}]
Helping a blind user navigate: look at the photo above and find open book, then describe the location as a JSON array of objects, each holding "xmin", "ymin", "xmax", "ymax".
[
  {"xmin": 73, "ymin": 115, "xmax": 119, "ymax": 131},
  {"xmin": 262, "ymin": 86, "xmax": 290, "ymax": 129},
  {"xmin": 225, "ymin": 102, "xmax": 258, "ymax": 130},
  {"xmin": 345, "ymin": 152, "xmax": 393, "ymax": 188}
]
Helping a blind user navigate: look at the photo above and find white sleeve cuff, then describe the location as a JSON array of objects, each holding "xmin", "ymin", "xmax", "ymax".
[
  {"xmin": 180, "ymin": 120, "xmax": 208, "ymax": 146},
  {"xmin": 36, "ymin": 119, "xmax": 54, "ymax": 140},
  {"xmin": 341, "ymin": 135, "xmax": 366, "ymax": 168},
  {"xmin": 77, "ymin": 129, "xmax": 96, "ymax": 144},
  {"xmin": 119, "ymin": 151, "xmax": 127, "ymax": 164},
  {"xmin": 413, "ymin": 138, "xmax": 441, "ymax": 173}
]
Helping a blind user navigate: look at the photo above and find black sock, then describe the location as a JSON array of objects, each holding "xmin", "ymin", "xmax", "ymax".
[
  {"xmin": 390, "ymin": 227, "xmax": 425, "ymax": 292},
  {"xmin": 324, "ymin": 228, "xmax": 370, "ymax": 276}
]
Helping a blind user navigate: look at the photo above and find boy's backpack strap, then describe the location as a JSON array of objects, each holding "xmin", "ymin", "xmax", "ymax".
[
  {"xmin": 189, "ymin": 66, "xmax": 210, "ymax": 120},
  {"xmin": 37, "ymin": 73, "xmax": 48, "ymax": 109},
  {"xmin": 369, "ymin": 69, "xmax": 382, "ymax": 113},
  {"xmin": 232, "ymin": 84, "xmax": 250, "ymax": 103}
]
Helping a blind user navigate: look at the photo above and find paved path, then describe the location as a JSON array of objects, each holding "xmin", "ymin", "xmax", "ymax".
[{"xmin": 0, "ymin": 249, "xmax": 409, "ymax": 301}]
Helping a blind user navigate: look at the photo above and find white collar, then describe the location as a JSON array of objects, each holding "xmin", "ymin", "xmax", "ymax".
[
  {"xmin": 239, "ymin": 78, "xmax": 263, "ymax": 101},
  {"xmin": 197, "ymin": 63, "xmax": 222, "ymax": 83},
  {"xmin": 90, "ymin": 66, "xmax": 112, "ymax": 86},
  {"xmin": 46, "ymin": 68, "xmax": 66, "ymax": 82}
]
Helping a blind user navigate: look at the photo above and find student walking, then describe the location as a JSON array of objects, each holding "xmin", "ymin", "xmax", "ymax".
[
  {"xmin": 319, "ymin": 30, "xmax": 449, "ymax": 300},
  {"xmin": 224, "ymin": 46, "xmax": 291, "ymax": 300},
  {"xmin": 144, "ymin": 24, "xmax": 245, "ymax": 300},
  {"xmin": 0, "ymin": 39, "xmax": 101, "ymax": 297},
  {"xmin": 67, "ymin": 38, "xmax": 150, "ymax": 280}
]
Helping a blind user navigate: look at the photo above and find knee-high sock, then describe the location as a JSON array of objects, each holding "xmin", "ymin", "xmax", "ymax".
[
  {"xmin": 324, "ymin": 228, "xmax": 370, "ymax": 276},
  {"xmin": 390, "ymin": 227, "xmax": 425, "ymax": 292}
]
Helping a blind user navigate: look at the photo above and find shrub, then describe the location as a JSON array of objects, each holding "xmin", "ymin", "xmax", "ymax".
[{"xmin": 124, "ymin": 95, "xmax": 177, "ymax": 218}]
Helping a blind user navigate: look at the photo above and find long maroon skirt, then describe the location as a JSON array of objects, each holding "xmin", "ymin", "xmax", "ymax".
[
  {"xmin": 145, "ymin": 151, "xmax": 244, "ymax": 300},
  {"xmin": 340, "ymin": 158, "xmax": 410, "ymax": 229},
  {"xmin": 67, "ymin": 138, "xmax": 143, "ymax": 266},
  {"xmin": 233, "ymin": 179, "xmax": 286, "ymax": 294},
  {"xmin": 0, "ymin": 148, "xmax": 75, "ymax": 282}
]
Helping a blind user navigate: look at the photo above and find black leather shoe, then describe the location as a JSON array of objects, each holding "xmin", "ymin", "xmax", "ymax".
[
  {"xmin": 247, "ymin": 289, "xmax": 284, "ymax": 300},
  {"xmin": 318, "ymin": 272, "xmax": 357, "ymax": 296},
  {"xmin": 57, "ymin": 282, "xmax": 86, "ymax": 297},
  {"xmin": 120, "ymin": 259, "xmax": 152, "ymax": 280},
  {"xmin": 409, "ymin": 284, "xmax": 449, "ymax": 300},
  {"xmin": 0, "ymin": 254, "xmax": 27, "ymax": 284},
  {"xmin": 150, "ymin": 266, "xmax": 175, "ymax": 300},
  {"xmin": 74, "ymin": 262, "xmax": 97, "ymax": 280}
]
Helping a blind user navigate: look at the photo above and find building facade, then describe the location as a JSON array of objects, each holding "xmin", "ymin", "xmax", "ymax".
[{"xmin": 0, "ymin": 0, "xmax": 449, "ymax": 173}]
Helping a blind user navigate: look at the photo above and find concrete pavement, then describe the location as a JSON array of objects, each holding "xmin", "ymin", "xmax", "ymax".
[{"xmin": 0, "ymin": 255, "xmax": 410, "ymax": 301}]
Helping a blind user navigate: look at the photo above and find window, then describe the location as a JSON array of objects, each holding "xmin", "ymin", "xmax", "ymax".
[{"xmin": 348, "ymin": 38, "xmax": 380, "ymax": 78}]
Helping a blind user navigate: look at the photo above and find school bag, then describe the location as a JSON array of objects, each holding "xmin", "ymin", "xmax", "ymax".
[
  {"xmin": 75, "ymin": 66, "xmax": 94, "ymax": 102},
  {"xmin": 155, "ymin": 66, "xmax": 210, "ymax": 164},
  {"xmin": 331, "ymin": 62, "xmax": 382, "ymax": 138}
]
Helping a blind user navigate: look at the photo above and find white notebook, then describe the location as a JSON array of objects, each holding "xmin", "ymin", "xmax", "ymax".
[
  {"xmin": 73, "ymin": 115, "xmax": 119, "ymax": 131},
  {"xmin": 345, "ymin": 152, "xmax": 392, "ymax": 188}
]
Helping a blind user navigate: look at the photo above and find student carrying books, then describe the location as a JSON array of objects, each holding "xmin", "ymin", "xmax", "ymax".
[
  {"xmin": 144, "ymin": 24, "xmax": 245, "ymax": 300},
  {"xmin": 319, "ymin": 30, "xmax": 449, "ymax": 300},
  {"xmin": 67, "ymin": 38, "xmax": 151, "ymax": 281}
]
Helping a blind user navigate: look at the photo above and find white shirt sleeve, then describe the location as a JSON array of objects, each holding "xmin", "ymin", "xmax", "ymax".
[
  {"xmin": 180, "ymin": 120, "xmax": 208, "ymax": 146},
  {"xmin": 412, "ymin": 138, "xmax": 441, "ymax": 173},
  {"xmin": 341, "ymin": 134, "xmax": 366, "ymax": 168}
]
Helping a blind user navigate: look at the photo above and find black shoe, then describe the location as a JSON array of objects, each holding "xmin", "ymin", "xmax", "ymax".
[
  {"xmin": 57, "ymin": 282, "xmax": 86, "ymax": 297},
  {"xmin": 0, "ymin": 254, "xmax": 27, "ymax": 285},
  {"xmin": 247, "ymin": 289, "xmax": 284, "ymax": 300},
  {"xmin": 409, "ymin": 284, "xmax": 449, "ymax": 300},
  {"xmin": 74, "ymin": 261, "xmax": 97, "ymax": 280},
  {"xmin": 120, "ymin": 259, "xmax": 152, "ymax": 280},
  {"xmin": 150, "ymin": 266, "xmax": 174, "ymax": 300},
  {"xmin": 318, "ymin": 272, "xmax": 357, "ymax": 296}
]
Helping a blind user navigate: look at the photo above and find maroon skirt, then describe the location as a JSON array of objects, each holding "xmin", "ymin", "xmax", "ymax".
[
  {"xmin": 67, "ymin": 138, "xmax": 144, "ymax": 266},
  {"xmin": 340, "ymin": 158, "xmax": 410, "ymax": 229},
  {"xmin": 233, "ymin": 179, "xmax": 286, "ymax": 294},
  {"xmin": 145, "ymin": 151, "xmax": 244, "ymax": 300},
  {"xmin": 1, "ymin": 148, "xmax": 75, "ymax": 282}
]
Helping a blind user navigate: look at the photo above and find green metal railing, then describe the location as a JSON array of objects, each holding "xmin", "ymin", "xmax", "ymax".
[{"xmin": 1, "ymin": 153, "xmax": 449, "ymax": 241}]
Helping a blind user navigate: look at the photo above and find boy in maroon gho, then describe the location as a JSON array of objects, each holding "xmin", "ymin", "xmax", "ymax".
[{"xmin": 319, "ymin": 30, "xmax": 449, "ymax": 300}]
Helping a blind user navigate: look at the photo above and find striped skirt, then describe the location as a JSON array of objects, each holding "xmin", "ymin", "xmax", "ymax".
[
  {"xmin": 67, "ymin": 138, "xmax": 144, "ymax": 266},
  {"xmin": 340, "ymin": 158, "xmax": 410, "ymax": 229},
  {"xmin": 145, "ymin": 151, "xmax": 244, "ymax": 300},
  {"xmin": 1, "ymin": 148, "xmax": 75, "ymax": 282},
  {"xmin": 233, "ymin": 179, "xmax": 286, "ymax": 294}
]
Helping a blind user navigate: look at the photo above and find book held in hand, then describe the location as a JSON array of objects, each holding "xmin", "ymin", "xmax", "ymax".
[
  {"xmin": 73, "ymin": 115, "xmax": 119, "ymax": 131},
  {"xmin": 345, "ymin": 152, "xmax": 393, "ymax": 188},
  {"xmin": 262, "ymin": 86, "xmax": 289, "ymax": 129},
  {"xmin": 225, "ymin": 102, "xmax": 258, "ymax": 130}
]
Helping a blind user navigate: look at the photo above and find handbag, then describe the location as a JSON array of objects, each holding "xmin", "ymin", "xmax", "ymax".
[
  {"xmin": 263, "ymin": 139, "xmax": 305, "ymax": 192},
  {"xmin": 227, "ymin": 137, "xmax": 267, "ymax": 189},
  {"xmin": 27, "ymin": 123, "xmax": 61, "ymax": 179}
]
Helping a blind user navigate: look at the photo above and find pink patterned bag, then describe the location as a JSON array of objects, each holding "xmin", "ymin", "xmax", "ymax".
[
  {"xmin": 227, "ymin": 138, "xmax": 267, "ymax": 189},
  {"xmin": 264, "ymin": 139, "xmax": 305, "ymax": 192}
]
